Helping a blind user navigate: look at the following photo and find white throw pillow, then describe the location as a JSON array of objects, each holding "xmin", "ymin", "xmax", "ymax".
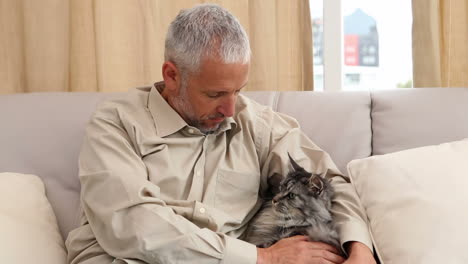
[
  {"xmin": 0, "ymin": 173, "xmax": 67, "ymax": 264},
  {"xmin": 347, "ymin": 139, "xmax": 468, "ymax": 264}
]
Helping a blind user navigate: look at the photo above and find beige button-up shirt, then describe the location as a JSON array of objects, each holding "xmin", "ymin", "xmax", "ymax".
[{"xmin": 66, "ymin": 83, "xmax": 372, "ymax": 264}]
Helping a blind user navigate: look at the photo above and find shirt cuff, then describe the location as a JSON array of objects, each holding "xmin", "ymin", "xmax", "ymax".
[
  {"xmin": 222, "ymin": 235, "xmax": 257, "ymax": 264},
  {"xmin": 337, "ymin": 220, "xmax": 374, "ymax": 254}
]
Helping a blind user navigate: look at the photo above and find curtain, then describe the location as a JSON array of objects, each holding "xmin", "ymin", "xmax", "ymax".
[
  {"xmin": 0, "ymin": 0, "xmax": 313, "ymax": 94},
  {"xmin": 412, "ymin": 0, "xmax": 468, "ymax": 88}
]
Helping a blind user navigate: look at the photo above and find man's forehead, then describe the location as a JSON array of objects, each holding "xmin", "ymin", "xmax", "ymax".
[
  {"xmin": 199, "ymin": 82, "xmax": 248, "ymax": 91},
  {"xmin": 185, "ymin": 59, "xmax": 250, "ymax": 91}
]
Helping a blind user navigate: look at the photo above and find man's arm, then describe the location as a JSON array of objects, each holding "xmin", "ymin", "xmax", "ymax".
[
  {"xmin": 344, "ymin": 241, "xmax": 376, "ymax": 264},
  {"xmin": 76, "ymin": 107, "xmax": 257, "ymax": 263}
]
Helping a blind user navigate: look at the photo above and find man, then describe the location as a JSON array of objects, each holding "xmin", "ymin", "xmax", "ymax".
[{"xmin": 66, "ymin": 4, "xmax": 376, "ymax": 264}]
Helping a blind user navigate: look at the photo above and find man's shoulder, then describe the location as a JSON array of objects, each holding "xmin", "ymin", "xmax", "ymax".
[
  {"xmin": 235, "ymin": 93, "xmax": 290, "ymax": 122},
  {"xmin": 235, "ymin": 93, "xmax": 300, "ymax": 131},
  {"xmin": 235, "ymin": 93, "xmax": 269, "ymax": 118},
  {"xmin": 92, "ymin": 86, "xmax": 152, "ymax": 122},
  {"xmin": 97, "ymin": 87, "xmax": 150, "ymax": 112}
]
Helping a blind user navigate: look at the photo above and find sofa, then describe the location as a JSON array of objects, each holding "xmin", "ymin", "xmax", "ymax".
[{"xmin": 1, "ymin": 88, "xmax": 467, "ymax": 263}]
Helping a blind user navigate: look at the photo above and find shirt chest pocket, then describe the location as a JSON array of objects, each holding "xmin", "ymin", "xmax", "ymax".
[{"xmin": 214, "ymin": 169, "xmax": 260, "ymax": 222}]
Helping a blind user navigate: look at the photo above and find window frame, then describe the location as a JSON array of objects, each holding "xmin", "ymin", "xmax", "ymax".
[{"xmin": 323, "ymin": 0, "xmax": 343, "ymax": 91}]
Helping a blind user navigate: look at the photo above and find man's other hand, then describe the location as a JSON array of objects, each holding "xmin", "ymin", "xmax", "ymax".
[{"xmin": 257, "ymin": 235, "xmax": 345, "ymax": 264}]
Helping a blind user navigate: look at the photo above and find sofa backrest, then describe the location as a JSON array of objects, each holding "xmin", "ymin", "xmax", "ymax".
[
  {"xmin": 0, "ymin": 92, "xmax": 122, "ymax": 240},
  {"xmin": 371, "ymin": 88, "xmax": 468, "ymax": 154},
  {"xmin": 1, "ymin": 88, "xmax": 467, "ymax": 240}
]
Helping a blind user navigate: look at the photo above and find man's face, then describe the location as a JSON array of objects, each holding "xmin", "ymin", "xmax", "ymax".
[{"xmin": 170, "ymin": 58, "xmax": 249, "ymax": 133}]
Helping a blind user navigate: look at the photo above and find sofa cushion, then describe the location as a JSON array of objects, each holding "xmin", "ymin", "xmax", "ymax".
[
  {"xmin": 0, "ymin": 173, "xmax": 67, "ymax": 264},
  {"xmin": 276, "ymin": 91, "xmax": 372, "ymax": 174},
  {"xmin": 347, "ymin": 139, "xmax": 468, "ymax": 264},
  {"xmin": 372, "ymin": 88, "xmax": 468, "ymax": 155}
]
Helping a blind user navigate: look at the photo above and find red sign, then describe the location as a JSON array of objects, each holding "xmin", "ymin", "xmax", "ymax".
[{"xmin": 344, "ymin": 35, "xmax": 359, "ymax": 66}]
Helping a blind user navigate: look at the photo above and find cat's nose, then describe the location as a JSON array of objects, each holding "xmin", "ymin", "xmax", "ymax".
[{"xmin": 272, "ymin": 197, "xmax": 278, "ymax": 205}]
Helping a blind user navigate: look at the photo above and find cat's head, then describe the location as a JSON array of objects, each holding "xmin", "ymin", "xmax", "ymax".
[{"xmin": 271, "ymin": 154, "xmax": 334, "ymax": 222}]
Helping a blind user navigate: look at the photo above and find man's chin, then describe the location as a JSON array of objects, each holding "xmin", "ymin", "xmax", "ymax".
[{"xmin": 199, "ymin": 122, "xmax": 221, "ymax": 134}]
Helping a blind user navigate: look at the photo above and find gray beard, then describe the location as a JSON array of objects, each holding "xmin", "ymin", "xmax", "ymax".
[
  {"xmin": 172, "ymin": 94, "xmax": 221, "ymax": 135},
  {"xmin": 189, "ymin": 119, "xmax": 221, "ymax": 134}
]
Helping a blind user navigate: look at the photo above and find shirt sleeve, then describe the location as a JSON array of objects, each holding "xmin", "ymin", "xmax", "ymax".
[
  {"xmin": 78, "ymin": 105, "xmax": 257, "ymax": 264},
  {"xmin": 254, "ymin": 107, "xmax": 373, "ymax": 253}
]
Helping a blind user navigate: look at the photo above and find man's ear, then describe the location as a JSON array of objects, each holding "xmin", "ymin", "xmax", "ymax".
[{"xmin": 162, "ymin": 61, "xmax": 181, "ymax": 93}]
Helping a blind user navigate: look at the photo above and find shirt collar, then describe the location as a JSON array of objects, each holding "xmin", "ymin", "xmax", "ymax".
[
  {"xmin": 147, "ymin": 82, "xmax": 187, "ymax": 137},
  {"xmin": 215, "ymin": 116, "xmax": 237, "ymax": 135},
  {"xmin": 147, "ymin": 81, "xmax": 237, "ymax": 137}
]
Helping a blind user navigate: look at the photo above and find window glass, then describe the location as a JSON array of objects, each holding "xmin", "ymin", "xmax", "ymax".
[
  {"xmin": 309, "ymin": 0, "xmax": 413, "ymax": 91},
  {"xmin": 343, "ymin": 1, "xmax": 413, "ymax": 90}
]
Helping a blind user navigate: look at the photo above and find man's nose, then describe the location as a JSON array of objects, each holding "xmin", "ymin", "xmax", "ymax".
[{"xmin": 218, "ymin": 96, "xmax": 236, "ymax": 117}]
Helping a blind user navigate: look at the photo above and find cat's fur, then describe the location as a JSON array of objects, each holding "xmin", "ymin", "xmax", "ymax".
[{"xmin": 244, "ymin": 154, "xmax": 343, "ymax": 255}]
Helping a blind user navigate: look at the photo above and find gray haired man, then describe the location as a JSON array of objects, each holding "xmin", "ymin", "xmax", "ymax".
[{"xmin": 66, "ymin": 4, "xmax": 375, "ymax": 264}]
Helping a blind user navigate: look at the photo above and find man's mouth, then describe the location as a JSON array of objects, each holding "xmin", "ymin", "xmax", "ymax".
[
  {"xmin": 206, "ymin": 114, "xmax": 225, "ymax": 123},
  {"xmin": 209, "ymin": 117, "xmax": 224, "ymax": 123}
]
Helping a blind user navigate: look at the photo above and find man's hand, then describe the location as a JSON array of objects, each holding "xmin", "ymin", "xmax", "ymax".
[
  {"xmin": 257, "ymin": 235, "xmax": 345, "ymax": 264},
  {"xmin": 343, "ymin": 241, "xmax": 376, "ymax": 264}
]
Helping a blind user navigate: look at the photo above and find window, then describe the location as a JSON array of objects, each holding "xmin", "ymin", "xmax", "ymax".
[{"xmin": 310, "ymin": 0, "xmax": 413, "ymax": 91}]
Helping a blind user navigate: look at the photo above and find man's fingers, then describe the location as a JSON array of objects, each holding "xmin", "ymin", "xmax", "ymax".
[
  {"xmin": 309, "ymin": 256, "xmax": 345, "ymax": 264},
  {"xmin": 268, "ymin": 237, "xmax": 346, "ymax": 264},
  {"xmin": 283, "ymin": 235, "xmax": 309, "ymax": 242},
  {"xmin": 306, "ymin": 241, "xmax": 343, "ymax": 255},
  {"xmin": 316, "ymin": 249, "xmax": 346, "ymax": 263}
]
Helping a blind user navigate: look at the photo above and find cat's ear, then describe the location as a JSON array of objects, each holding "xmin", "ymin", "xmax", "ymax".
[
  {"xmin": 268, "ymin": 173, "xmax": 283, "ymax": 195},
  {"xmin": 309, "ymin": 175, "xmax": 324, "ymax": 195},
  {"xmin": 288, "ymin": 152, "xmax": 303, "ymax": 171}
]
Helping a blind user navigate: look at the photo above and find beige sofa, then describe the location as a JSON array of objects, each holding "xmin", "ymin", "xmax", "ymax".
[{"xmin": 1, "ymin": 88, "xmax": 467, "ymax": 263}]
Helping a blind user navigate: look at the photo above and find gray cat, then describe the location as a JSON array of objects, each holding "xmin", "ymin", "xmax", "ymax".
[{"xmin": 244, "ymin": 154, "xmax": 343, "ymax": 255}]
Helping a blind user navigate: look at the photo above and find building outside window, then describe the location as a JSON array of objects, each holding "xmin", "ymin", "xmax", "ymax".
[{"xmin": 310, "ymin": 0, "xmax": 413, "ymax": 91}]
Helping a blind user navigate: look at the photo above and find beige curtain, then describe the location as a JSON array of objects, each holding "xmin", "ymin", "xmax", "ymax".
[
  {"xmin": 0, "ymin": 0, "xmax": 313, "ymax": 94},
  {"xmin": 412, "ymin": 0, "xmax": 468, "ymax": 88}
]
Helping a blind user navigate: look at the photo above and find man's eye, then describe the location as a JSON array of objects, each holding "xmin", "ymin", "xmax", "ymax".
[
  {"xmin": 288, "ymin": 193, "xmax": 296, "ymax": 199},
  {"xmin": 207, "ymin": 93, "xmax": 221, "ymax": 98}
]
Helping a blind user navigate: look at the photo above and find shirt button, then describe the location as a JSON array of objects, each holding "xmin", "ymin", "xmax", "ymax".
[
  {"xmin": 188, "ymin": 128, "xmax": 194, "ymax": 134},
  {"xmin": 199, "ymin": 207, "xmax": 206, "ymax": 214}
]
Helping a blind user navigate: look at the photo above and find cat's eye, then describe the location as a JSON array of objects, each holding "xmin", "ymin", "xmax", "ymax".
[{"xmin": 288, "ymin": 193, "xmax": 296, "ymax": 199}]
